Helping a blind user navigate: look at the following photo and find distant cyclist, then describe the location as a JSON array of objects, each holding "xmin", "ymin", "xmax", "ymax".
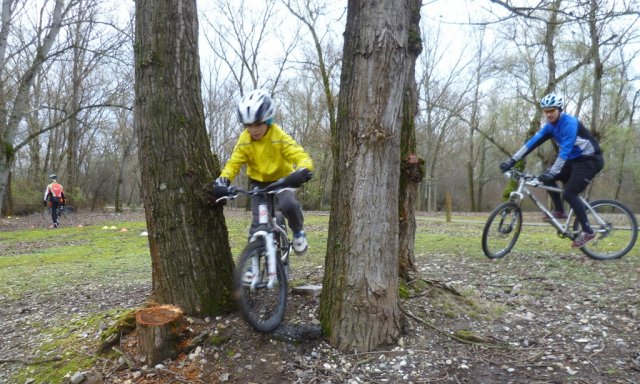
[{"xmin": 43, "ymin": 174, "xmax": 65, "ymax": 228}]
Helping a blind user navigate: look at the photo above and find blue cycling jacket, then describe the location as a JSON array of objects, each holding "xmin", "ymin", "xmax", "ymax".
[{"xmin": 512, "ymin": 113, "xmax": 601, "ymax": 175}]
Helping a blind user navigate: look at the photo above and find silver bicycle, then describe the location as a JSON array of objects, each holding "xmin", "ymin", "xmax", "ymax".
[{"xmin": 482, "ymin": 169, "xmax": 638, "ymax": 260}]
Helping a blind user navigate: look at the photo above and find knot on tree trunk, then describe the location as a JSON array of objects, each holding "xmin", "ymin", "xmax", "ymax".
[{"xmin": 401, "ymin": 153, "xmax": 424, "ymax": 183}]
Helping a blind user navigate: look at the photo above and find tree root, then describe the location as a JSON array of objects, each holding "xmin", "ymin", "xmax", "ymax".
[{"xmin": 401, "ymin": 306, "xmax": 508, "ymax": 349}]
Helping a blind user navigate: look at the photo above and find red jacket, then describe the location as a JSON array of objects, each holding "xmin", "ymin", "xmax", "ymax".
[{"xmin": 44, "ymin": 182, "xmax": 65, "ymax": 202}]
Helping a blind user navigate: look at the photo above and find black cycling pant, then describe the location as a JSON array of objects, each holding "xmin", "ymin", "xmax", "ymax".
[
  {"xmin": 50, "ymin": 197, "xmax": 61, "ymax": 224},
  {"xmin": 543, "ymin": 154, "xmax": 604, "ymax": 233}
]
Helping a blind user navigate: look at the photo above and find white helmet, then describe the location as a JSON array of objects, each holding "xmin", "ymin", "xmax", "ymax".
[
  {"xmin": 540, "ymin": 93, "xmax": 564, "ymax": 109},
  {"xmin": 236, "ymin": 89, "xmax": 275, "ymax": 125}
]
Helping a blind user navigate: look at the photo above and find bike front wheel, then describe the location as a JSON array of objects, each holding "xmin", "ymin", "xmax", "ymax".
[
  {"xmin": 234, "ymin": 238, "xmax": 288, "ymax": 332},
  {"xmin": 482, "ymin": 202, "xmax": 523, "ymax": 259},
  {"xmin": 573, "ymin": 199, "xmax": 638, "ymax": 260}
]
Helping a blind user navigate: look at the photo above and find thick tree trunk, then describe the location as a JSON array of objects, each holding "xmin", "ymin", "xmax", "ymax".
[
  {"xmin": 134, "ymin": 0, "xmax": 235, "ymax": 316},
  {"xmin": 320, "ymin": 0, "xmax": 416, "ymax": 352}
]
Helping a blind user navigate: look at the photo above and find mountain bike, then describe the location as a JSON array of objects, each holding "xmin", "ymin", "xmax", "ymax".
[
  {"xmin": 214, "ymin": 178, "xmax": 296, "ymax": 333},
  {"xmin": 42, "ymin": 204, "xmax": 75, "ymax": 224},
  {"xmin": 482, "ymin": 169, "xmax": 637, "ymax": 260}
]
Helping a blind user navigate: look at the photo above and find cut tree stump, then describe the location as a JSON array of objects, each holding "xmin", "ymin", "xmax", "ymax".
[{"xmin": 135, "ymin": 305, "xmax": 185, "ymax": 365}]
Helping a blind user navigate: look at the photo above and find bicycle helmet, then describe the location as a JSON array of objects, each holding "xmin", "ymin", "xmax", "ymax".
[
  {"xmin": 236, "ymin": 89, "xmax": 275, "ymax": 125},
  {"xmin": 540, "ymin": 93, "xmax": 564, "ymax": 110},
  {"xmin": 49, "ymin": 174, "xmax": 57, "ymax": 179}
]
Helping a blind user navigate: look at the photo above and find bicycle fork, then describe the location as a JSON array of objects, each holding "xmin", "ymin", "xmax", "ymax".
[{"xmin": 249, "ymin": 204, "xmax": 278, "ymax": 289}]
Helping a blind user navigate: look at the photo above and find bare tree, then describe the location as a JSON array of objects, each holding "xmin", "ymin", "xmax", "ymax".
[
  {"xmin": 134, "ymin": 0, "xmax": 235, "ymax": 315},
  {"xmin": 201, "ymin": 0, "xmax": 298, "ymax": 94},
  {"xmin": 415, "ymin": 22, "xmax": 472, "ymax": 211},
  {"xmin": 282, "ymin": 0, "xmax": 340, "ymax": 140},
  {"xmin": 0, "ymin": 0, "xmax": 77, "ymax": 214}
]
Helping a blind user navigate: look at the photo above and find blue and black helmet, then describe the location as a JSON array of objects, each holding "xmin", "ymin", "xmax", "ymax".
[{"xmin": 540, "ymin": 93, "xmax": 564, "ymax": 109}]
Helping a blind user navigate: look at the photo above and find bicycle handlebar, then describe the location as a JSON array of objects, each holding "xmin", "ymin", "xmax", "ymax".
[
  {"xmin": 212, "ymin": 169, "xmax": 309, "ymax": 203},
  {"xmin": 504, "ymin": 169, "xmax": 542, "ymax": 185},
  {"xmin": 214, "ymin": 185, "xmax": 297, "ymax": 204}
]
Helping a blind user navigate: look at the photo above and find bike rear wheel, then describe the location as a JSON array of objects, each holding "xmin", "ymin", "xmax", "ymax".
[
  {"xmin": 234, "ymin": 238, "xmax": 288, "ymax": 332},
  {"xmin": 42, "ymin": 207, "xmax": 51, "ymax": 220},
  {"xmin": 482, "ymin": 202, "xmax": 522, "ymax": 259},
  {"xmin": 573, "ymin": 199, "xmax": 638, "ymax": 260}
]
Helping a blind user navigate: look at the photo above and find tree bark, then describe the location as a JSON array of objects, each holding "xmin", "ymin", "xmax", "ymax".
[
  {"xmin": 398, "ymin": 1, "xmax": 423, "ymax": 280},
  {"xmin": 134, "ymin": 0, "xmax": 235, "ymax": 316},
  {"xmin": 320, "ymin": 0, "xmax": 415, "ymax": 352}
]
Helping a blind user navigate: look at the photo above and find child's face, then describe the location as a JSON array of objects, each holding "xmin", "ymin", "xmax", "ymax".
[{"xmin": 245, "ymin": 123, "xmax": 268, "ymax": 140}]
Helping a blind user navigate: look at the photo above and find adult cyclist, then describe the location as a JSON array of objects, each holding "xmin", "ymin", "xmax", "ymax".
[
  {"xmin": 499, "ymin": 93, "xmax": 604, "ymax": 248},
  {"xmin": 43, "ymin": 174, "xmax": 66, "ymax": 228}
]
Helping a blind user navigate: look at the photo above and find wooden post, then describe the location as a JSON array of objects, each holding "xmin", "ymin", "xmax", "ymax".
[
  {"xmin": 445, "ymin": 191, "xmax": 452, "ymax": 222},
  {"xmin": 135, "ymin": 305, "xmax": 185, "ymax": 365}
]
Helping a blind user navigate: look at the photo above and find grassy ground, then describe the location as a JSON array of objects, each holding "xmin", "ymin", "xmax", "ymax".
[{"xmin": 0, "ymin": 210, "xmax": 638, "ymax": 383}]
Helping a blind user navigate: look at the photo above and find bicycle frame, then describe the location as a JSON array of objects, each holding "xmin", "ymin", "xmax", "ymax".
[{"xmin": 507, "ymin": 170, "xmax": 589, "ymax": 239}]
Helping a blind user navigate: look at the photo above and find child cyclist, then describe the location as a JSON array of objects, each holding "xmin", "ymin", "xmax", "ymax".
[{"xmin": 215, "ymin": 89, "xmax": 314, "ymax": 255}]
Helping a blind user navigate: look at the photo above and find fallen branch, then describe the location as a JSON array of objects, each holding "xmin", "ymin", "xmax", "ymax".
[
  {"xmin": 401, "ymin": 306, "xmax": 508, "ymax": 349},
  {"xmin": 112, "ymin": 347, "xmax": 136, "ymax": 369},
  {"xmin": 0, "ymin": 356, "xmax": 62, "ymax": 365},
  {"xmin": 407, "ymin": 277, "xmax": 463, "ymax": 297}
]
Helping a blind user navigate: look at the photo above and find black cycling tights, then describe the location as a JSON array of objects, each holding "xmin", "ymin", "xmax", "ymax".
[{"xmin": 544, "ymin": 155, "xmax": 604, "ymax": 234}]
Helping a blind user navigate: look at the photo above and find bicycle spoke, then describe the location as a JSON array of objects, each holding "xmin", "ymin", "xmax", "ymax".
[{"xmin": 482, "ymin": 202, "xmax": 522, "ymax": 259}]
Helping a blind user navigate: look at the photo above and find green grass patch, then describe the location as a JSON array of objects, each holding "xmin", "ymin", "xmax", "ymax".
[{"xmin": 10, "ymin": 308, "xmax": 133, "ymax": 384}]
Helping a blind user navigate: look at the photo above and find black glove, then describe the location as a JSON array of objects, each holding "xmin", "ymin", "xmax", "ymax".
[
  {"xmin": 43, "ymin": 200, "xmax": 47, "ymax": 207},
  {"xmin": 285, "ymin": 168, "xmax": 313, "ymax": 188},
  {"xmin": 538, "ymin": 171, "xmax": 555, "ymax": 183},
  {"xmin": 215, "ymin": 177, "xmax": 230, "ymax": 187},
  {"xmin": 499, "ymin": 158, "xmax": 516, "ymax": 173},
  {"xmin": 212, "ymin": 185, "xmax": 230, "ymax": 199}
]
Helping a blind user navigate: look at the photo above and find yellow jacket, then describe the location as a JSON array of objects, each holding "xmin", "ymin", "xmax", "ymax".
[{"xmin": 220, "ymin": 123, "xmax": 314, "ymax": 183}]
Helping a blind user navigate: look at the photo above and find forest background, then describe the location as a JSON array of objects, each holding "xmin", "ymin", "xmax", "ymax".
[{"xmin": 1, "ymin": 0, "xmax": 639, "ymax": 217}]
